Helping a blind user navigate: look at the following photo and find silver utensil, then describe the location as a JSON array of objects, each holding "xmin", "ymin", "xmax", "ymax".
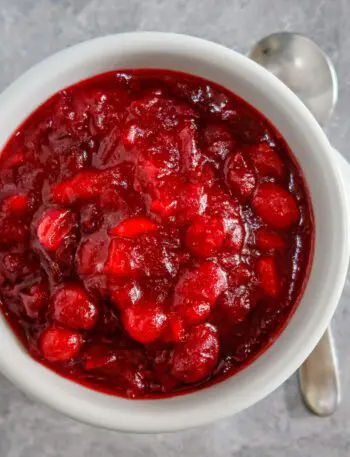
[{"xmin": 249, "ymin": 32, "xmax": 340, "ymax": 416}]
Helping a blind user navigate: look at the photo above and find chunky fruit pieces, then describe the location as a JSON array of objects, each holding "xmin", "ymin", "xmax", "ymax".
[
  {"xmin": 203, "ymin": 123, "xmax": 237, "ymax": 163},
  {"xmin": 150, "ymin": 180, "xmax": 208, "ymax": 223},
  {"xmin": 185, "ymin": 216, "xmax": 225, "ymax": 257},
  {"xmin": 224, "ymin": 152, "xmax": 256, "ymax": 200},
  {"xmin": 110, "ymin": 279, "xmax": 143, "ymax": 310},
  {"xmin": 181, "ymin": 300, "xmax": 211, "ymax": 326},
  {"xmin": 252, "ymin": 183, "xmax": 299, "ymax": 229},
  {"xmin": 250, "ymin": 143, "xmax": 284, "ymax": 177},
  {"xmin": 177, "ymin": 183, "xmax": 207, "ymax": 223},
  {"xmin": 172, "ymin": 323, "xmax": 220, "ymax": 383},
  {"xmin": 51, "ymin": 167, "xmax": 123, "ymax": 205},
  {"xmin": 256, "ymin": 229, "xmax": 286, "ymax": 252},
  {"xmin": 40, "ymin": 327, "xmax": 83, "ymax": 362},
  {"xmin": 105, "ymin": 238, "xmax": 140, "ymax": 277},
  {"xmin": 110, "ymin": 217, "xmax": 157, "ymax": 238},
  {"xmin": 52, "ymin": 284, "xmax": 99, "ymax": 330},
  {"xmin": 2, "ymin": 194, "xmax": 29, "ymax": 214},
  {"xmin": 0, "ymin": 69, "xmax": 313, "ymax": 400},
  {"xmin": 37, "ymin": 208, "xmax": 75, "ymax": 251},
  {"xmin": 174, "ymin": 262, "xmax": 227, "ymax": 326},
  {"xmin": 257, "ymin": 256, "xmax": 280, "ymax": 297},
  {"xmin": 122, "ymin": 301, "xmax": 167, "ymax": 343},
  {"xmin": 218, "ymin": 288, "xmax": 254, "ymax": 324},
  {"xmin": 174, "ymin": 261, "xmax": 228, "ymax": 307}
]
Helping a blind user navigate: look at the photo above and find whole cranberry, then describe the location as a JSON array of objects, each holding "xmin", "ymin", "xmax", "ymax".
[{"xmin": 172, "ymin": 323, "xmax": 219, "ymax": 383}]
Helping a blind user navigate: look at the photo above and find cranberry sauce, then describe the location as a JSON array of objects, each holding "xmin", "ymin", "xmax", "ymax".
[{"xmin": 0, "ymin": 70, "xmax": 313, "ymax": 398}]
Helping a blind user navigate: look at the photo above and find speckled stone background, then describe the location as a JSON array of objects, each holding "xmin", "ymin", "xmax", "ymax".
[{"xmin": 0, "ymin": 0, "xmax": 350, "ymax": 455}]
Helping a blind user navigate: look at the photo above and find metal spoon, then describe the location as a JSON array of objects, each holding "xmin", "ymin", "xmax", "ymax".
[{"xmin": 249, "ymin": 32, "xmax": 340, "ymax": 416}]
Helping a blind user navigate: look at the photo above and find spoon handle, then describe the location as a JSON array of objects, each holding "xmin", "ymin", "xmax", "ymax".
[
  {"xmin": 299, "ymin": 327, "xmax": 340, "ymax": 416},
  {"xmin": 298, "ymin": 145, "xmax": 350, "ymax": 416}
]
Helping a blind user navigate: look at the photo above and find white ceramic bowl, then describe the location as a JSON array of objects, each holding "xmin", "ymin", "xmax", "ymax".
[{"xmin": 0, "ymin": 32, "xmax": 349, "ymax": 433}]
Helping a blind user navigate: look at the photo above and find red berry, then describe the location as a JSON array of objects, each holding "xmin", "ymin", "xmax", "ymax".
[
  {"xmin": 40, "ymin": 327, "xmax": 83, "ymax": 362},
  {"xmin": 203, "ymin": 123, "xmax": 236, "ymax": 163},
  {"xmin": 136, "ymin": 233, "xmax": 180, "ymax": 278},
  {"xmin": 182, "ymin": 300, "xmax": 211, "ymax": 326},
  {"xmin": 177, "ymin": 183, "xmax": 207, "ymax": 224},
  {"xmin": 162, "ymin": 313, "xmax": 186, "ymax": 343},
  {"xmin": 52, "ymin": 284, "xmax": 99, "ymax": 330},
  {"xmin": 51, "ymin": 167, "xmax": 123, "ymax": 205},
  {"xmin": 37, "ymin": 208, "xmax": 75, "ymax": 251},
  {"xmin": 174, "ymin": 261, "xmax": 227, "ymax": 307},
  {"xmin": 185, "ymin": 216, "xmax": 225, "ymax": 257},
  {"xmin": 110, "ymin": 280, "xmax": 143, "ymax": 310},
  {"xmin": 257, "ymin": 256, "xmax": 280, "ymax": 297},
  {"xmin": 122, "ymin": 301, "xmax": 167, "ymax": 344},
  {"xmin": 0, "ymin": 69, "xmax": 314, "ymax": 399},
  {"xmin": 256, "ymin": 228, "xmax": 286, "ymax": 252},
  {"xmin": 206, "ymin": 186, "xmax": 240, "ymax": 219},
  {"xmin": 110, "ymin": 217, "xmax": 157, "ymax": 238},
  {"xmin": 148, "ymin": 177, "xmax": 181, "ymax": 218},
  {"xmin": 2, "ymin": 194, "xmax": 29, "ymax": 214},
  {"xmin": 135, "ymin": 143, "xmax": 179, "ymax": 194},
  {"xmin": 150, "ymin": 198, "xmax": 177, "ymax": 218},
  {"xmin": 224, "ymin": 152, "xmax": 256, "ymax": 200},
  {"xmin": 172, "ymin": 323, "xmax": 219, "ymax": 383},
  {"xmin": 252, "ymin": 183, "xmax": 299, "ymax": 229},
  {"xmin": 105, "ymin": 238, "xmax": 140, "ymax": 277},
  {"xmin": 250, "ymin": 143, "xmax": 284, "ymax": 177},
  {"xmin": 217, "ymin": 288, "xmax": 254, "ymax": 324}
]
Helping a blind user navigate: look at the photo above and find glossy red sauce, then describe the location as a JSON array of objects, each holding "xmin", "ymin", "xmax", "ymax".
[{"xmin": 0, "ymin": 70, "xmax": 314, "ymax": 398}]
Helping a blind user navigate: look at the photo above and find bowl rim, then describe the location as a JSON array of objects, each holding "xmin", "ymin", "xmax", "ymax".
[{"xmin": 0, "ymin": 32, "xmax": 348, "ymax": 432}]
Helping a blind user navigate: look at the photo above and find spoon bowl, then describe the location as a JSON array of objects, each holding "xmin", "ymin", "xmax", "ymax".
[{"xmin": 249, "ymin": 32, "xmax": 338, "ymax": 125}]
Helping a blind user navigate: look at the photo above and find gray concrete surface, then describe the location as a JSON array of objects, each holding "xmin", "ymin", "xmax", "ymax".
[{"xmin": 0, "ymin": 0, "xmax": 350, "ymax": 455}]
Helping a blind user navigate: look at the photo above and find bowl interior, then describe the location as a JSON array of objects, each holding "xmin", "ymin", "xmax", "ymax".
[{"xmin": 0, "ymin": 33, "xmax": 348, "ymax": 432}]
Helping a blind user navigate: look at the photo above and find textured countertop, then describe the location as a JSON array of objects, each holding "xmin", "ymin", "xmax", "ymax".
[{"xmin": 0, "ymin": 0, "xmax": 350, "ymax": 456}]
